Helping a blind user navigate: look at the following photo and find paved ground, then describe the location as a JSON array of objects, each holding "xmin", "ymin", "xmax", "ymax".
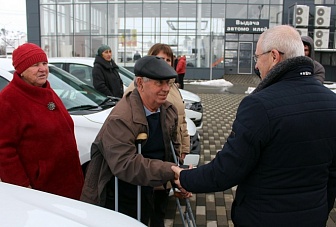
[{"xmin": 164, "ymin": 74, "xmax": 336, "ymax": 227}]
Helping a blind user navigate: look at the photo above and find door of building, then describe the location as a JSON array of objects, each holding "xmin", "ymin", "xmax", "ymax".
[{"xmin": 238, "ymin": 42, "xmax": 253, "ymax": 74}]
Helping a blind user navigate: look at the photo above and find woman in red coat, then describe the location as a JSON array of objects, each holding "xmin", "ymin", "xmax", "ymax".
[{"xmin": 0, "ymin": 43, "xmax": 84, "ymax": 200}]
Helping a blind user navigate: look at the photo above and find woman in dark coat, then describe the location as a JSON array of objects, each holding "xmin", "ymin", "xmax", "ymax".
[{"xmin": 92, "ymin": 45, "xmax": 124, "ymax": 98}]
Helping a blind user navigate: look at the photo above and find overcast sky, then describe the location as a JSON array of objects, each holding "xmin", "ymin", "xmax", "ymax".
[{"xmin": 0, "ymin": 0, "xmax": 27, "ymax": 32}]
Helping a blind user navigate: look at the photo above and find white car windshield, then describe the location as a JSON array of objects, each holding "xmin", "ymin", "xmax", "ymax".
[{"xmin": 48, "ymin": 66, "xmax": 111, "ymax": 112}]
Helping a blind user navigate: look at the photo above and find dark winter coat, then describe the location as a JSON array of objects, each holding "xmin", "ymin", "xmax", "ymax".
[
  {"xmin": 179, "ymin": 56, "xmax": 336, "ymax": 226},
  {"xmin": 92, "ymin": 55, "xmax": 124, "ymax": 98},
  {"xmin": 80, "ymin": 88, "xmax": 180, "ymax": 206},
  {"xmin": 301, "ymin": 35, "xmax": 325, "ymax": 83}
]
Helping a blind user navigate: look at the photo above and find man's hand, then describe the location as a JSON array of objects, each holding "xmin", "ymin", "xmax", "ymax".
[
  {"xmin": 180, "ymin": 152, "xmax": 187, "ymax": 161},
  {"xmin": 171, "ymin": 165, "xmax": 192, "ymax": 198},
  {"xmin": 171, "ymin": 165, "xmax": 183, "ymax": 186}
]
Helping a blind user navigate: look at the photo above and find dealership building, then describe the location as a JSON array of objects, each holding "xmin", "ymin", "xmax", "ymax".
[{"xmin": 27, "ymin": 0, "xmax": 336, "ymax": 80}]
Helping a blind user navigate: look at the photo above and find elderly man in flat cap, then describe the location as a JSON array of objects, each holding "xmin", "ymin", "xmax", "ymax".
[{"xmin": 81, "ymin": 55, "xmax": 188, "ymax": 225}]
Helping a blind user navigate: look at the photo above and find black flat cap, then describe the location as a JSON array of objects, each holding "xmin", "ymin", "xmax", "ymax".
[{"xmin": 134, "ymin": 55, "xmax": 177, "ymax": 80}]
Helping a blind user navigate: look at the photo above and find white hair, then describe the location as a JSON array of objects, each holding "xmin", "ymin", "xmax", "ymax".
[
  {"xmin": 135, "ymin": 76, "xmax": 150, "ymax": 87},
  {"xmin": 142, "ymin": 77, "xmax": 151, "ymax": 82},
  {"xmin": 259, "ymin": 25, "xmax": 304, "ymax": 60}
]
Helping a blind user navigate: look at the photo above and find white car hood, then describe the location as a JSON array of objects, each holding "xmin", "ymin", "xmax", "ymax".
[
  {"xmin": 179, "ymin": 89, "xmax": 200, "ymax": 102},
  {"xmin": 71, "ymin": 108, "xmax": 113, "ymax": 165},
  {"xmin": 0, "ymin": 182, "xmax": 145, "ymax": 227},
  {"xmin": 82, "ymin": 107, "xmax": 113, "ymax": 124}
]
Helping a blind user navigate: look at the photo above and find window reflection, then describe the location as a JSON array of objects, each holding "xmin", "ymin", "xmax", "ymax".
[{"xmin": 39, "ymin": 0, "xmax": 284, "ymax": 73}]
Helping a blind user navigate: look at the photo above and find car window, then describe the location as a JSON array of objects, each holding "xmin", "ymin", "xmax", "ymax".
[
  {"xmin": 51, "ymin": 63, "xmax": 64, "ymax": 69},
  {"xmin": 117, "ymin": 70, "xmax": 133, "ymax": 87},
  {"xmin": 117, "ymin": 66, "xmax": 134, "ymax": 87},
  {"xmin": 49, "ymin": 59, "xmax": 135, "ymax": 89},
  {"xmin": 66, "ymin": 63, "xmax": 133, "ymax": 88},
  {"xmin": 118, "ymin": 66, "xmax": 135, "ymax": 80},
  {"xmin": 69, "ymin": 64, "xmax": 93, "ymax": 87},
  {"xmin": 0, "ymin": 76, "xmax": 9, "ymax": 91},
  {"xmin": 48, "ymin": 66, "xmax": 107, "ymax": 110}
]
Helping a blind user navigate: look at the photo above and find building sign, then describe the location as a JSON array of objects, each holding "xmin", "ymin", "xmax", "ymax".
[{"xmin": 225, "ymin": 19, "xmax": 269, "ymax": 34}]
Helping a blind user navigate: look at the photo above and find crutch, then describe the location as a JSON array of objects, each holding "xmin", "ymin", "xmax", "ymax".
[
  {"xmin": 170, "ymin": 141, "xmax": 197, "ymax": 227},
  {"xmin": 115, "ymin": 133, "xmax": 148, "ymax": 222}
]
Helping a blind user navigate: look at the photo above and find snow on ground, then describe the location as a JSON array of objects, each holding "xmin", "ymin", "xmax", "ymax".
[
  {"xmin": 187, "ymin": 79, "xmax": 256, "ymax": 94},
  {"xmin": 188, "ymin": 79, "xmax": 233, "ymax": 87},
  {"xmin": 245, "ymin": 87, "xmax": 255, "ymax": 94},
  {"xmin": 324, "ymin": 83, "xmax": 336, "ymax": 93}
]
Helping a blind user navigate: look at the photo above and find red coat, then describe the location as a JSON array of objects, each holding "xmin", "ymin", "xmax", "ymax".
[
  {"xmin": 176, "ymin": 56, "xmax": 186, "ymax": 74},
  {"xmin": 0, "ymin": 73, "xmax": 84, "ymax": 200}
]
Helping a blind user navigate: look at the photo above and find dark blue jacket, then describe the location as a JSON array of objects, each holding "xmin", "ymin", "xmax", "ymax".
[{"xmin": 180, "ymin": 56, "xmax": 336, "ymax": 226}]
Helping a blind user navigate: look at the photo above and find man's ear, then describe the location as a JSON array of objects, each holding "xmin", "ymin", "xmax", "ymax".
[
  {"xmin": 136, "ymin": 77, "xmax": 141, "ymax": 85},
  {"xmin": 136, "ymin": 77, "xmax": 143, "ymax": 89},
  {"xmin": 271, "ymin": 49, "xmax": 281, "ymax": 62}
]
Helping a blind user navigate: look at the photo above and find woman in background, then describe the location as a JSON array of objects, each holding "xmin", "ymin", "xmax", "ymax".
[{"xmin": 92, "ymin": 44, "xmax": 124, "ymax": 98}]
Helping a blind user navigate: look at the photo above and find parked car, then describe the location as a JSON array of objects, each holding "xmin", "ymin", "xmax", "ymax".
[
  {"xmin": 0, "ymin": 59, "xmax": 200, "ymax": 168},
  {"xmin": 48, "ymin": 57, "xmax": 203, "ymax": 129},
  {"xmin": 0, "ymin": 182, "xmax": 146, "ymax": 227}
]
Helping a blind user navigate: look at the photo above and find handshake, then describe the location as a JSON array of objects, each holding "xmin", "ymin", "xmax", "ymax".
[{"xmin": 171, "ymin": 165, "xmax": 193, "ymax": 198}]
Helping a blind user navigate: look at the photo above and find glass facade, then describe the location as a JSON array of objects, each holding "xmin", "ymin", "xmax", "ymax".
[{"xmin": 38, "ymin": 0, "xmax": 283, "ymax": 75}]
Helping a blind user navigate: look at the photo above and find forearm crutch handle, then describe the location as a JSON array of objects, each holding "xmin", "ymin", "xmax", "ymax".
[
  {"xmin": 114, "ymin": 133, "xmax": 147, "ymax": 222},
  {"xmin": 136, "ymin": 133, "xmax": 147, "ymax": 221}
]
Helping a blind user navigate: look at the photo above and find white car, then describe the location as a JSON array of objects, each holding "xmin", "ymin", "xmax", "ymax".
[
  {"xmin": 0, "ymin": 182, "xmax": 146, "ymax": 227},
  {"xmin": 48, "ymin": 57, "xmax": 203, "ymax": 129},
  {"xmin": 0, "ymin": 59, "xmax": 200, "ymax": 168}
]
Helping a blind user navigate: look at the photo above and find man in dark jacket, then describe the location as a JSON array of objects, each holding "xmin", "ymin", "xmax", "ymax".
[
  {"xmin": 172, "ymin": 25, "xmax": 336, "ymax": 226},
  {"xmin": 92, "ymin": 44, "xmax": 124, "ymax": 97},
  {"xmin": 301, "ymin": 35, "xmax": 325, "ymax": 83}
]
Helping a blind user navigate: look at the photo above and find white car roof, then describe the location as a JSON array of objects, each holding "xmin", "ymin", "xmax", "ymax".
[
  {"xmin": 0, "ymin": 58, "xmax": 14, "ymax": 72},
  {"xmin": 0, "ymin": 67, "xmax": 13, "ymax": 80},
  {"xmin": 48, "ymin": 57, "xmax": 95, "ymax": 66},
  {"xmin": 0, "ymin": 182, "xmax": 146, "ymax": 227}
]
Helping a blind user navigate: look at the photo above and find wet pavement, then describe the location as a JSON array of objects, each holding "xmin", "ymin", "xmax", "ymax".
[{"xmin": 164, "ymin": 74, "xmax": 336, "ymax": 227}]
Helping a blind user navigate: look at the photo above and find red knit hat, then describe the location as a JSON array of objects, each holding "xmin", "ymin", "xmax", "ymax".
[{"xmin": 12, "ymin": 43, "xmax": 48, "ymax": 74}]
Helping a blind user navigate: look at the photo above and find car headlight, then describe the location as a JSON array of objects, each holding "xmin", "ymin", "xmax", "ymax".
[
  {"xmin": 184, "ymin": 99, "xmax": 203, "ymax": 113},
  {"xmin": 184, "ymin": 99, "xmax": 194, "ymax": 110}
]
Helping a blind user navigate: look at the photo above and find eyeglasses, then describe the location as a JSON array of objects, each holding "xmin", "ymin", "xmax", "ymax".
[
  {"xmin": 253, "ymin": 50, "xmax": 284, "ymax": 63},
  {"xmin": 151, "ymin": 79, "xmax": 175, "ymax": 87}
]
